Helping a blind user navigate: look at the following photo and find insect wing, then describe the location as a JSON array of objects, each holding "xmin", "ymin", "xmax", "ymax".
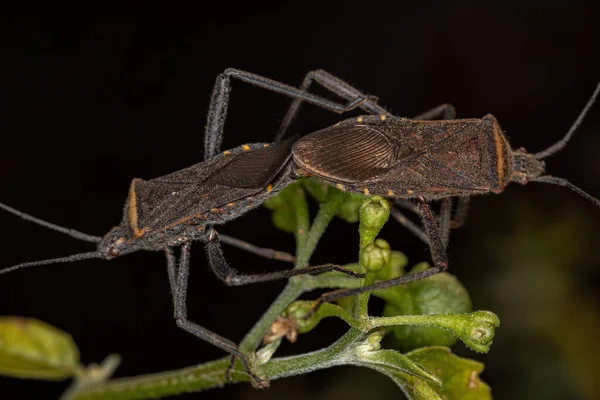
[
  {"xmin": 129, "ymin": 137, "xmax": 295, "ymax": 231},
  {"xmin": 293, "ymin": 124, "xmax": 397, "ymax": 183},
  {"xmin": 203, "ymin": 136, "xmax": 296, "ymax": 188}
]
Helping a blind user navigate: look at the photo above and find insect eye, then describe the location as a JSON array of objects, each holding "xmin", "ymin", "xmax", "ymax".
[{"xmin": 109, "ymin": 246, "xmax": 120, "ymax": 257}]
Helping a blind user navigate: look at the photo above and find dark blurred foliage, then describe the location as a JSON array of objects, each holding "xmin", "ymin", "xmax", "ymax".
[{"xmin": 0, "ymin": 2, "xmax": 599, "ymax": 399}]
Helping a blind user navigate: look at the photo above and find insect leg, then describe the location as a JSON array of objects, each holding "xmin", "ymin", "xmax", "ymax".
[
  {"xmin": 165, "ymin": 245, "xmax": 263, "ymax": 382},
  {"xmin": 304, "ymin": 197, "xmax": 449, "ymax": 318},
  {"xmin": 219, "ymin": 233, "xmax": 296, "ymax": 263},
  {"xmin": 394, "ymin": 199, "xmax": 421, "ymax": 214},
  {"xmin": 391, "ymin": 197, "xmax": 458, "ymax": 249},
  {"xmin": 203, "ymin": 68, "xmax": 381, "ymax": 160},
  {"xmin": 439, "ymin": 198, "xmax": 453, "ymax": 249},
  {"xmin": 276, "ymin": 70, "xmax": 458, "ymax": 140},
  {"xmin": 412, "ymin": 104, "xmax": 456, "ymax": 120},
  {"xmin": 205, "ymin": 229, "xmax": 365, "ymax": 286},
  {"xmin": 390, "ymin": 206, "xmax": 428, "ymax": 244},
  {"xmin": 450, "ymin": 197, "xmax": 471, "ymax": 229},
  {"xmin": 275, "ymin": 69, "xmax": 389, "ymax": 140}
]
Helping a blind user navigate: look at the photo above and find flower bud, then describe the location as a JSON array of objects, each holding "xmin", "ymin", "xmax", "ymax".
[{"xmin": 360, "ymin": 239, "xmax": 392, "ymax": 272}]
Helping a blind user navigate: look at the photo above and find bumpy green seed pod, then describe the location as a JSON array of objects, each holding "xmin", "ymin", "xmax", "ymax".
[{"xmin": 382, "ymin": 262, "xmax": 472, "ymax": 352}]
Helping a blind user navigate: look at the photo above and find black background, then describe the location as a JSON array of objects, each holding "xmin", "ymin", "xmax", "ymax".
[{"xmin": 1, "ymin": 2, "xmax": 600, "ymax": 399}]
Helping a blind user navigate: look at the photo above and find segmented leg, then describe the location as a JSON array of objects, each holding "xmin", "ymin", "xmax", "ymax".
[
  {"xmin": 304, "ymin": 197, "xmax": 449, "ymax": 318},
  {"xmin": 451, "ymin": 197, "xmax": 471, "ymax": 229},
  {"xmin": 164, "ymin": 245, "xmax": 263, "ymax": 383},
  {"xmin": 204, "ymin": 229, "xmax": 364, "ymax": 286},
  {"xmin": 439, "ymin": 198, "xmax": 453, "ymax": 249},
  {"xmin": 275, "ymin": 69, "xmax": 389, "ymax": 140},
  {"xmin": 203, "ymin": 68, "xmax": 380, "ymax": 160},
  {"xmin": 218, "ymin": 233, "xmax": 296, "ymax": 263},
  {"xmin": 276, "ymin": 69, "xmax": 457, "ymax": 140},
  {"xmin": 389, "ymin": 206, "xmax": 428, "ymax": 244},
  {"xmin": 413, "ymin": 103, "xmax": 456, "ymax": 120}
]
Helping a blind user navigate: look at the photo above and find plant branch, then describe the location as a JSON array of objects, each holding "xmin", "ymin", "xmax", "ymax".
[{"xmin": 240, "ymin": 187, "xmax": 344, "ymax": 353}]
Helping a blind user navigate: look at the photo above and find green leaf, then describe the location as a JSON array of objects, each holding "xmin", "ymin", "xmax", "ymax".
[
  {"xmin": 357, "ymin": 348, "xmax": 442, "ymax": 386},
  {"xmin": 337, "ymin": 192, "xmax": 369, "ymax": 223},
  {"xmin": 406, "ymin": 347, "xmax": 492, "ymax": 400},
  {"xmin": 301, "ymin": 178, "xmax": 369, "ymax": 224},
  {"xmin": 354, "ymin": 332, "xmax": 441, "ymax": 386},
  {"xmin": 263, "ymin": 181, "xmax": 305, "ymax": 233},
  {"xmin": 0, "ymin": 317, "xmax": 80, "ymax": 380},
  {"xmin": 376, "ymin": 366, "xmax": 443, "ymax": 400},
  {"xmin": 301, "ymin": 178, "xmax": 330, "ymax": 203},
  {"xmin": 375, "ymin": 250, "xmax": 409, "ymax": 281}
]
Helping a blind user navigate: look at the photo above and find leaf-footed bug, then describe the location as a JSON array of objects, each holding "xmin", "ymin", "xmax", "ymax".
[
  {"xmin": 1, "ymin": 68, "xmax": 598, "ymax": 382},
  {"xmin": 286, "ymin": 77, "xmax": 600, "ymax": 318},
  {"xmin": 0, "ymin": 68, "xmax": 385, "ymax": 383}
]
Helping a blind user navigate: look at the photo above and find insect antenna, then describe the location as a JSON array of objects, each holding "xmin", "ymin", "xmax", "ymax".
[
  {"xmin": 530, "ymin": 175, "xmax": 600, "ymax": 208},
  {"xmin": 0, "ymin": 201, "xmax": 102, "ymax": 243},
  {"xmin": 0, "ymin": 251, "xmax": 103, "ymax": 275},
  {"xmin": 534, "ymin": 82, "xmax": 600, "ymax": 159}
]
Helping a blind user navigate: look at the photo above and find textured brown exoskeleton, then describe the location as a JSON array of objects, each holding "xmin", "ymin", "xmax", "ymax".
[
  {"xmin": 294, "ymin": 115, "xmax": 526, "ymax": 198},
  {"xmin": 0, "ymin": 135, "xmax": 366, "ymax": 382},
  {"xmin": 289, "ymin": 82, "xmax": 600, "ymax": 313},
  {"xmin": 1, "ymin": 68, "xmax": 598, "ymax": 383}
]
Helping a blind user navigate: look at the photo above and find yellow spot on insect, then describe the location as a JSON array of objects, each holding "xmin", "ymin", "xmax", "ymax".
[
  {"xmin": 357, "ymin": 116, "xmax": 363, "ymax": 123},
  {"xmin": 407, "ymin": 189, "xmax": 414, "ymax": 195},
  {"xmin": 380, "ymin": 114, "xmax": 386, "ymax": 121},
  {"xmin": 242, "ymin": 145, "xmax": 251, "ymax": 151},
  {"xmin": 223, "ymin": 150, "xmax": 231, "ymax": 155},
  {"xmin": 387, "ymin": 189, "xmax": 394, "ymax": 196},
  {"xmin": 247, "ymin": 196, "xmax": 254, "ymax": 200},
  {"xmin": 227, "ymin": 202, "xmax": 235, "ymax": 207},
  {"xmin": 210, "ymin": 208, "xmax": 219, "ymax": 213},
  {"xmin": 247, "ymin": 204, "xmax": 253, "ymax": 208},
  {"xmin": 363, "ymin": 188, "xmax": 370, "ymax": 195},
  {"xmin": 263, "ymin": 143, "xmax": 270, "ymax": 147},
  {"xmin": 336, "ymin": 183, "xmax": 345, "ymax": 191},
  {"xmin": 267, "ymin": 184, "xmax": 273, "ymax": 193}
]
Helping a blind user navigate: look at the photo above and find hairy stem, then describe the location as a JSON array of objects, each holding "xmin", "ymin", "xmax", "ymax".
[
  {"xmin": 68, "ymin": 330, "xmax": 364, "ymax": 400},
  {"xmin": 240, "ymin": 189, "xmax": 343, "ymax": 353}
]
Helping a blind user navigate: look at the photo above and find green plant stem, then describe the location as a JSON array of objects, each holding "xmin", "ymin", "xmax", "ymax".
[
  {"xmin": 72, "ymin": 188, "xmax": 351, "ymax": 399},
  {"xmin": 239, "ymin": 282, "xmax": 303, "ymax": 354},
  {"xmin": 69, "ymin": 330, "xmax": 364, "ymax": 400},
  {"xmin": 240, "ymin": 189, "xmax": 343, "ymax": 353},
  {"xmin": 59, "ymin": 185, "xmax": 499, "ymax": 400},
  {"xmin": 296, "ymin": 189, "xmax": 344, "ymax": 269},
  {"xmin": 312, "ymin": 304, "xmax": 487, "ymax": 332},
  {"xmin": 356, "ymin": 198, "xmax": 390, "ymax": 318},
  {"xmin": 356, "ymin": 273, "xmax": 374, "ymax": 317}
]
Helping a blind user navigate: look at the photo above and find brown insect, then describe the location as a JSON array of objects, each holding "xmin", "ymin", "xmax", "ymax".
[
  {"xmin": 289, "ymin": 81, "xmax": 600, "ymax": 316},
  {"xmin": 1, "ymin": 67, "xmax": 598, "ymax": 382}
]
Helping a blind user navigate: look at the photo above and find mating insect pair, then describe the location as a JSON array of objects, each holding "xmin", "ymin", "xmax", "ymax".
[{"xmin": 1, "ymin": 68, "xmax": 599, "ymax": 383}]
